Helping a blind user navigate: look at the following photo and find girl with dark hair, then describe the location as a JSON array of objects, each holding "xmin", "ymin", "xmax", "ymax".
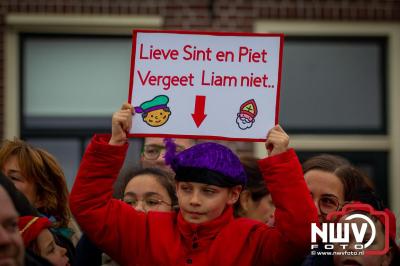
[
  {"xmin": 120, "ymin": 167, "xmax": 178, "ymax": 212},
  {"xmin": 76, "ymin": 167, "xmax": 177, "ymax": 266},
  {"xmin": 19, "ymin": 216, "xmax": 70, "ymax": 266},
  {"xmin": 234, "ymin": 156, "xmax": 275, "ymax": 225}
]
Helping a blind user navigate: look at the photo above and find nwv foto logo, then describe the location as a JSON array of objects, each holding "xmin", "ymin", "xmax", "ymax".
[{"xmin": 310, "ymin": 203, "xmax": 390, "ymax": 255}]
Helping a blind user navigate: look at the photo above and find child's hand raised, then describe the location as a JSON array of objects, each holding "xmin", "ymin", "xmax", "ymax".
[
  {"xmin": 265, "ymin": 125, "xmax": 289, "ymax": 157},
  {"xmin": 109, "ymin": 103, "xmax": 134, "ymax": 146}
]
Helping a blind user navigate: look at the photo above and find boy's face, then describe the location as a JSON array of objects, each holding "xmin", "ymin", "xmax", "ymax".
[{"xmin": 176, "ymin": 182, "xmax": 241, "ymax": 224}]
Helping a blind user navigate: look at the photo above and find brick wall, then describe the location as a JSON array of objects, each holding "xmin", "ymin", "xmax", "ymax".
[{"xmin": 0, "ymin": 0, "xmax": 399, "ymax": 152}]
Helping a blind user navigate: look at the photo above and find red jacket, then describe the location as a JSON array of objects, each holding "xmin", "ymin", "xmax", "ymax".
[{"xmin": 70, "ymin": 135, "xmax": 318, "ymax": 266}]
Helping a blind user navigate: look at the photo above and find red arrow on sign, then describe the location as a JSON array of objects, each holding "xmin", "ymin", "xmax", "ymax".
[{"xmin": 191, "ymin": 95, "xmax": 207, "ymax": 128}]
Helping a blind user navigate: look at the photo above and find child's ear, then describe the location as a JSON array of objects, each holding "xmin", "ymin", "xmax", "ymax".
[
  {"xmin": 239, "ymin": 190, "xmax": 251, "ymax": 212},
  {"xmin": 227, "ymin": 185, "xmax": 242, "ymax": 205}
]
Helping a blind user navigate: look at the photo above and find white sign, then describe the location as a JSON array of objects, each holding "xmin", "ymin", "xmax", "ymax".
[{"xmin": 128, "ymin": 30, "xmax": 283, "ymax": 141}]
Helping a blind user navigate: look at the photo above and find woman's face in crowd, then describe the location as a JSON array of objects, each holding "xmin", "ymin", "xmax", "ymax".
[
  {"xmin": 2, "ymin": 155, "xmax": 40, "ymax": 208},
  {"xmin": 37, "ymin": 229, "xmax": 69, "ymax": 266},
  {"xmin": 333, "ymin": 216, "xmax": 393, "ymax": 266},
  {"xmin": 304, "ymin": 169, "xmax": 345, "ymax": 223},
  {"xmin": 242, "ymin": 193, "xmax": 275, "ymax": 225},
  {"xmin": 123, "ymin": 174, "xmax": 172, "ymax": 212},
  {"xmin": 176, "ymin": 182, "xmax": 241, "ymax": 224}
]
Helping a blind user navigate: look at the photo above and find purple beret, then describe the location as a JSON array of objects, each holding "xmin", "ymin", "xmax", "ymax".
[{"xmin": 165, "ymin": 140, "xmax": 247, "ymax": 186}]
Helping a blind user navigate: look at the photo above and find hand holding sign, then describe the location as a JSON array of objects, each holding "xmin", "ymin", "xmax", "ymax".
[
  {"xmin": 128, "ymin": 30, "xmax": 283, "ymax": 142},
  {"xmin": 109, "ymin": 103, "xmax": 134, "ymax": 146},
  {"xmin": 265, "ymin": 125, "xmax": 289, "ymax": 157}
]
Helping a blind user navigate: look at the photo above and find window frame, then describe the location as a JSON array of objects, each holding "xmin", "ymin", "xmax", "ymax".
[{"xmin": 253, "ymin": 20, "xmax": 400, "ymax": 215}]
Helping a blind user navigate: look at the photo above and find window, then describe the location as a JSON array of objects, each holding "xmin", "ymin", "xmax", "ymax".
[
  {"xmin": 281, "ymin": 37, "xmax": 387, "ymax": 134},
  {"xmin": 21, "ymin": 34, "xmax": 132, "ymax": 135}
]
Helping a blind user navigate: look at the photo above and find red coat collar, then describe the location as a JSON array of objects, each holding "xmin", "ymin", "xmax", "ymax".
[{"xmin": 177, "ymin": 206, "xmax": 233, "ymax": 242}]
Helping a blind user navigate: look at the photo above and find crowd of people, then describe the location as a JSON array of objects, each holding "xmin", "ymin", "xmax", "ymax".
[{"xmin": 0, "ymin": 103, "xmax": 398, "ymax": 266}]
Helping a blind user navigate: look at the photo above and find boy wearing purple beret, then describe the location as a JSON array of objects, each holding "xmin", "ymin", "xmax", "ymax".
[{"xmin": 70, "ymin": 103, "xmax": 318, "ymax": 265}]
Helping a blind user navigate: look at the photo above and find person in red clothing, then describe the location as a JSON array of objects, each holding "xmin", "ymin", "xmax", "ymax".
[{"xmin": 70, "ymin": 103, "xmax": 318, "ymax": 266}]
